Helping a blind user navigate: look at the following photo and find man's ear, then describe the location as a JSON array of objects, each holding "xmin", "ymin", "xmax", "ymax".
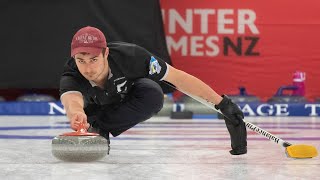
[{"xmin": 105, "ymin": 47, "xmax": 109, "ymax": 57}]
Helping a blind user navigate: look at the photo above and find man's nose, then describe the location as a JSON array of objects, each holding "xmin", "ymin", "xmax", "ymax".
[{"xmin": 84, "ymin": 65, "xmax": 93, "ymax": 73}]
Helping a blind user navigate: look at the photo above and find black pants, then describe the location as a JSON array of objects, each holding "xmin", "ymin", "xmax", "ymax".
[{"xmin": 87, "ymin": 78, "xmax": 164, "ymax": 137}]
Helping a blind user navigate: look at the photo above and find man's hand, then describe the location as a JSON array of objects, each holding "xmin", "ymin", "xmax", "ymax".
[
  {"xmin": 215, "ymin": 95, "xmax": 247, "ymax": 155},
  {"xmin": 70, "ymin": 112, "xmax": 89, "ymax": 131},
  {"xmin": 215, "ymin": 95, "xmax": 244, "ymax": 126}
]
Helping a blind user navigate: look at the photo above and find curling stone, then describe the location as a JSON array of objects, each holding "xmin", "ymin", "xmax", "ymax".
[
  {"xmin": 268, "ymin": 95, "xmax": 307, "ymax": 103},
  {"xmin": 52, "ymin": 123, "xmax": 109, "ymax": 162},
  {"xmin": 17, "ymin": 94, "xmax": 56, "ymax": 102},
  {"xmin": 156, "ymin": 94, "xmax": 174, "ymax": 116}
]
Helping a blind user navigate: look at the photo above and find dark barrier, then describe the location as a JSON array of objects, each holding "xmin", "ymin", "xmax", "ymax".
[{"xmin": 1, "ymin": 0, "xmax": 172, "ymax": 92}]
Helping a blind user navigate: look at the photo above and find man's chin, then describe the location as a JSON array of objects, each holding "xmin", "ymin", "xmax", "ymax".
[{"xmin": 85, "ymin": 76, "xmax": 96, "ymax": 81}]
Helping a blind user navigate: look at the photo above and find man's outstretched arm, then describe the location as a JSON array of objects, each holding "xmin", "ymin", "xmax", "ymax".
[
  {"xmin": 163, "ymin": 64, "xmax": 243, "ymax": 125},
  {"xmin": 61, "ymin": 92, "xmax": 88, "ymax": 130},
  {"xmin": 163, "ymin": 65, "xmax": 223, "ymax": 105}
]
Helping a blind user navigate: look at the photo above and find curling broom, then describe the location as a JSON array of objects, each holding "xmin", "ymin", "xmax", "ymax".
[{"xmin": 164, "ymin": 82, "xmax": 318, "ymax": 158}]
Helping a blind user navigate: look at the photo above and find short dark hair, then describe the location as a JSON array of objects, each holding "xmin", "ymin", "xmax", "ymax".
[{"xmin": 102, "ymin": 48, "xmax": 106, "ymax": 57}]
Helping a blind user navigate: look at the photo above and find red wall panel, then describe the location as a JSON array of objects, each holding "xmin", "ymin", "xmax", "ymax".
[{"xmin": 160, "ymin": 0, "xmax": 320, "ymax": 101}]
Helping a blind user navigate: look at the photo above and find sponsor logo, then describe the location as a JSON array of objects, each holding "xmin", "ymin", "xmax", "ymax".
[
  {"xmin": 149, "ymin": 56, "xmax": 162, "ymax": 75},
  {"xmin": 240, "ymin": 103, "xmax": 320, "ymax": 116},
  {"xmin": 163, "ymin": 8, "xmax": 260, "ymax": 57},
  {"xmin": 48, "ymin": 102, "xmax": 66, "ymax": 115},
  {"xmin": 246, "ymin": 123, "xmax": 280, "ymax": 144}
]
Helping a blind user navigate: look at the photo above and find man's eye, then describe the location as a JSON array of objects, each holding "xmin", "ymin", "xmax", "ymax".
[
  {"xmin": 78, "ymin": 60, "xmax": 85, "ymax": 64},
  {"xmin": 92, "ymin": 59, "xmax": 98, "ymax": 62}
]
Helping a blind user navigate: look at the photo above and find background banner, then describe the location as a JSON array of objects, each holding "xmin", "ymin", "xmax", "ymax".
[
  {"xmin": 0, "ymin": 102, "xmax": 319, "ymax": 116},
  {"xmin": 2, "ymin": 1, "xmax": 320, "ymax": 101},
  {"xmin": 160, "ymin": 0, "xmax": 320, "ymax": 101},
  {"xmin": 1, "ymin": 0, "xmax": 172, "ymax": 92}
]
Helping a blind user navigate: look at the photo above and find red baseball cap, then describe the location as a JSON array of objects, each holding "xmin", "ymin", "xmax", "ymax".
[{"xmin": 71, "ymin": 26, "xmax": 107, "ymax": 57}]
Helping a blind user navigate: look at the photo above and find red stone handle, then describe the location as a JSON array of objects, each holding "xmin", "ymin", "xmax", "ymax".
[{"xmin": 61, "ymin": 123, "xmax": 99, "ymax": 136}]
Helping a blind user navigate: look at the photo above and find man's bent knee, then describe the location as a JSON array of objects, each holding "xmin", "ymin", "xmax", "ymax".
[{"xmin": 132, "ymin": 78, "xmax": 164, "ymax": 114}]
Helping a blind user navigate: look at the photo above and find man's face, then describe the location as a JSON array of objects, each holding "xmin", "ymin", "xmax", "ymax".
[{"xmin": 74, "ymin": 49, "xmax": 108, "ymax": 81}]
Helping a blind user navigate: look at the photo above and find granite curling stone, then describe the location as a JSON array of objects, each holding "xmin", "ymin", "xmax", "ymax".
[{"xmin": 52, "ymin": 123, "xmax": 109, "ymax": 162}]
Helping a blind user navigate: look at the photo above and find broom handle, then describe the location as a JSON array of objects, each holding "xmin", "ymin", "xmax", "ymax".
[{"xmin": 164, "ymin": 82, "xmax": 292, "ymax": 147}]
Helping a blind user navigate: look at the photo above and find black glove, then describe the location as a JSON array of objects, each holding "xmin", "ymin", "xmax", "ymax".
[
  {"xmin": 215, "ymin": 95, "xmax": 244, "ymax": 126},
  {"xmin": 215, "ymin": 95, "xmax": 247, "ymax": 155},
  {"xmin": 223, "ymin": 117, "xmax": 247, "ymax": 155}
]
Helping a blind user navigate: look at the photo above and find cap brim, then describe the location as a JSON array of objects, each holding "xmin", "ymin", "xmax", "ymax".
[{"xmin": 71, "ymin": 47, "xmax": 102, "ymax": 57}]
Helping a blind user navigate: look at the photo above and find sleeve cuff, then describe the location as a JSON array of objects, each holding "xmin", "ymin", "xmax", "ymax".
[
  {"xmin": 159, "ymin": 63, "xmax": 170, "ymax": 81},
  {"xmin": 60, "ymin": 91, "xmax": 82, "ymax": 100}
]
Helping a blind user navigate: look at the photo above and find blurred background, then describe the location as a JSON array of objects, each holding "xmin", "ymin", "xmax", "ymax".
[{"xmin": 1, "ymin": 0, "xmax": 320, "ymax": 117}]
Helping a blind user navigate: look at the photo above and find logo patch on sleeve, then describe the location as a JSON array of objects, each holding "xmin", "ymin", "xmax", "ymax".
[{"xmin": 149, "ymin": 56, "xmax": 162, "ymax": 75}]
